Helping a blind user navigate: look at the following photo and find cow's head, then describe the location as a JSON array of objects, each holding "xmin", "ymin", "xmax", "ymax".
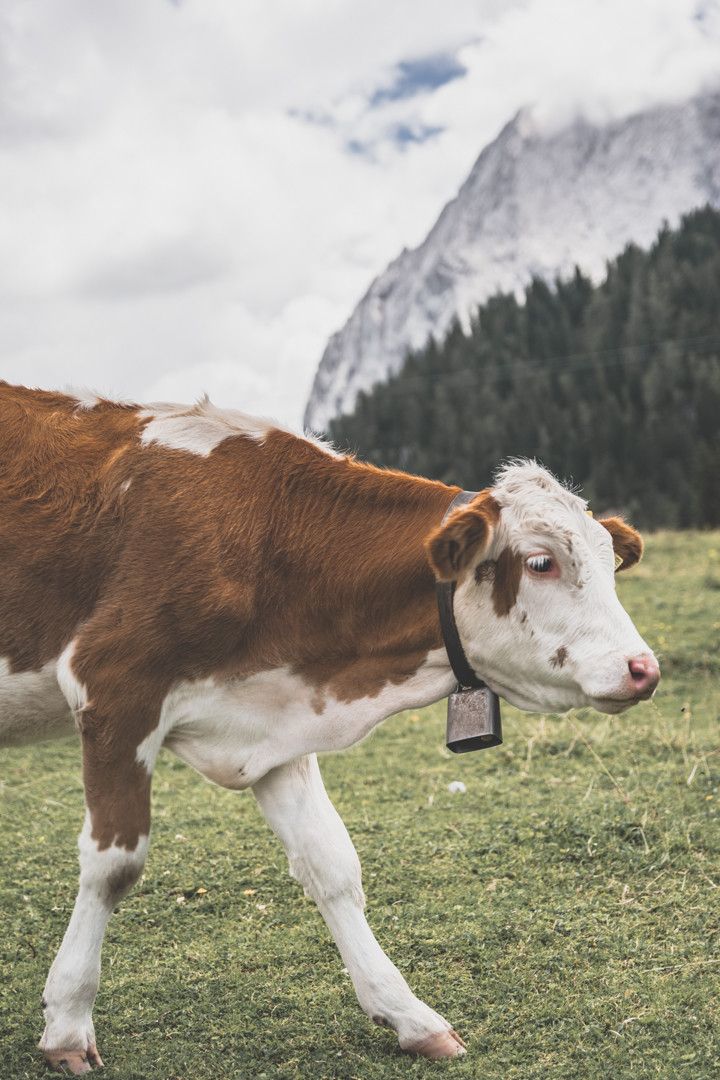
[{"xmin": 425, "ymin": 461, "xmax": 659, "ymax": 714}]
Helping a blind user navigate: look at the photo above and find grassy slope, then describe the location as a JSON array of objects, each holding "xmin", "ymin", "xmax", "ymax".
[{"xmin": 1, "ymin": 532, "xmax": 719, "ymax": 1080}]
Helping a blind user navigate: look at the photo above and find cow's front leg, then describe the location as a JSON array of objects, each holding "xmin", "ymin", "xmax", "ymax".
[
  {"xmin": 253, "ymin": 754, "xmax": 465, "ymax": 1059},
  {"xmin": 39, "ymin": 740, "xmax": 152, "ymax": 1075}
]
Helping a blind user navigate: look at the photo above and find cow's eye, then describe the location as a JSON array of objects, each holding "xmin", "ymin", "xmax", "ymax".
[{"xmin": 526, "ymin": 554, "xmax": 554, "ymax": 575}]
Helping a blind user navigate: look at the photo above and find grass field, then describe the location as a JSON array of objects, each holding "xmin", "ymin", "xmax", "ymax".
[{"xmin": 1, "ymin": 531, "xmax": 719, "ymax": 1080}]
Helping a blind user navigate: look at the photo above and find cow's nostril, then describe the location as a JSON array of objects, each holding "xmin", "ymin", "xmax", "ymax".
[
  {"xmin": 629, "ymin": 659, "xmax": 646, "ymax": 683},
  {"xmin": 628, "ymin": 655, "xmax": 660, "ymax": 696}
]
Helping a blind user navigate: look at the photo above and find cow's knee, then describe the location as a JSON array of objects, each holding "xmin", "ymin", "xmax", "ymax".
[
  {"xmin": 287, "ymin": 834, "xmax": 365, "ymax": 908},
  {"xmin": 255, "ymin": 755, "xmax": 366, "ymax": 907},
  {"xmin": 78, "ymin": 813, "xmax": 148, "ymax": 905}
]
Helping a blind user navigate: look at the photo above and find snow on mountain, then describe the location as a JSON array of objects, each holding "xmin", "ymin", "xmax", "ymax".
[{"xmin": 304, "ymin": 89, "xmax": 720, "ymax": 433}]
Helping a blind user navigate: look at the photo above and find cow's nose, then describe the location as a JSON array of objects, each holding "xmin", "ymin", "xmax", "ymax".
[{"xmin": 628, "ymin": 654, "xmax": 660, "ymax": 698}]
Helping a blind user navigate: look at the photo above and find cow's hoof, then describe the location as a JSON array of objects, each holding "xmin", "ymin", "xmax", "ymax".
[
  {"xmin": 44, "ymin": 1045, "xmax": 104, "ymax": 1074},
  {"xmin": 413, "ymin": 1028, "xmax": 466, "ymax": 1059},
  {"xmin": 408, "ymin": 1028, "xmax": 467, "ymax": 1060}
]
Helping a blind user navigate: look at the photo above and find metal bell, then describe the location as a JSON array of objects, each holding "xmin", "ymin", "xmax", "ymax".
[{"xmin": 446, "ymin": 686, "xmax": 502, "ymax": 753}]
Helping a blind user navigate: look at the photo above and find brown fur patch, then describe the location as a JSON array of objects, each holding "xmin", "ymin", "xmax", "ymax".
[
  {"xmin": 425, "ymin": 491, "xmax": 500, "ymax": 582},
  {"xmin": 551, "ymin": 646, "xmax": 568, "ymax": 669},
  {"xmin": 598, "ymin": 516, "xmax": 643, "ymax": 571},
  {"xmin": 491, "ymin": 547, "xmax": 524, "ymax": 616},
  {"xmin": 475, "ymin": 560, "xmax": 495, "ymax": 584},
  {"xmin": 103, "ymin": 861, "xmax": 144, "ymax": 902}
]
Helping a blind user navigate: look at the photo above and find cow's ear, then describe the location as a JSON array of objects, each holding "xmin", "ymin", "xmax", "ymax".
[
  {"xmin": 425, "ymin": 491, "xmax": 500, "ymax": 582},
  {"xmin": 598, "ymin": 516, "xmax": 643, "ymax": 571}
]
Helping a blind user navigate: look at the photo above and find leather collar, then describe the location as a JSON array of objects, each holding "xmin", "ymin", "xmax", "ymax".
[{"xmin": 435, "ymin": 490, "xmax": 487, "ymax": 690}]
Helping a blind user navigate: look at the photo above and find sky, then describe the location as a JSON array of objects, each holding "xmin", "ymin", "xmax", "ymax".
[{"xmin": 1, "ymin": 0, "xmax": 719, "ymax": 425}]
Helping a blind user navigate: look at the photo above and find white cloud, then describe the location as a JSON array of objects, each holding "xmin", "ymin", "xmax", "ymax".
[{"xmin": 0, "ymin": 0, "xmax": 717, "ymax": 425}]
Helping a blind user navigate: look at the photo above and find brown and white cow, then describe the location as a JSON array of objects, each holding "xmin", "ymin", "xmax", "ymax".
[{"xmin": 0, "ymin": 382, "xmax": 659, "ymax": 1072}]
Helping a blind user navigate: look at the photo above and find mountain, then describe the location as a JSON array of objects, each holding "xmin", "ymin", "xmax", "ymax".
[{"xmin": 304, "ymin": 89, "xmax": 720, "ymax": 433}]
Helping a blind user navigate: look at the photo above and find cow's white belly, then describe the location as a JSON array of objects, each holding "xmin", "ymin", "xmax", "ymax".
[
  {"xmin": 149, "ymin": 655, "xmax": 454, "ymax": 790},
  {"xmin": 0, "ymin": 658, "xmax": 74, "ymax": 747}
]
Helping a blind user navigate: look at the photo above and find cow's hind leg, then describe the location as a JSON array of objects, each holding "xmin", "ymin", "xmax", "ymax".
[
  {"xmin": 253, "ymin": 755, "xmax": 465, "ymax": 1059},
  {"xmin": 39, "ymin": 741, "xmax": 152, "ymax": 1074}
]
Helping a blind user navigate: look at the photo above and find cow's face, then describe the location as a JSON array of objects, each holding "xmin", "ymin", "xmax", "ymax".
[{"xmin": 425, "ymin": 462, "xmax": 659, "ymax": 715}]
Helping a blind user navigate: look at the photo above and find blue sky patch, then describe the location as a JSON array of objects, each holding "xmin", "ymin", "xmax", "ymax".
[
  {"xmin": 370, "ymin": 52, "xmax": 467, "ymax": 107},
  {"xmin": 346, "ymin": 122, "xmax": 444, "ymax": 157},
  {"xmin": 392, "ymin": 122, "xmax": 444, "ymax": 145}
]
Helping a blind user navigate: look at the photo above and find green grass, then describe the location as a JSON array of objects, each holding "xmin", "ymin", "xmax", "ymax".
[{"xmin": 1, "ymin": 531, "xmax": 719, "ymax": 1079}]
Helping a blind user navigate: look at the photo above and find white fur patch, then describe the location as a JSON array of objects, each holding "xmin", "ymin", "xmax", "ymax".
[
  {"xmin": 57, "ymin": 384, "xmax": 102, "ymax": 411},
  {"xmin": 144, "ymin": 651, "xmax": 454, "ymax": 790},
  {"xmin": 139, "ymin": 395, "xmax": 339, "ymax": 458},
  {"xmin": 56, "ymin": 641, "xmax": 88, "ymax": 715},
  {"xmin": 0, "ymin": 657, "xmax": 73, "ymax": 747},
  {"xmin": 72, "ymin": 390, "xmax": 102, "ymax": 411},
  {"xmin": 492, "ymin": 459, "xmax": 588, "ymax": 520}
]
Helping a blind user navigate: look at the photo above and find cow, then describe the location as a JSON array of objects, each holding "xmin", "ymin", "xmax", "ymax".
[{"xmin": 0, "ymin": 382, "xmax": 660, "ymax": 1073}]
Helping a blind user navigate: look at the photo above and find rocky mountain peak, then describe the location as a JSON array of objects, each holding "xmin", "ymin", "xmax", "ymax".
[{"xmin": 304, "ymin": 89, "xmax": 720, "ymax": 433}]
